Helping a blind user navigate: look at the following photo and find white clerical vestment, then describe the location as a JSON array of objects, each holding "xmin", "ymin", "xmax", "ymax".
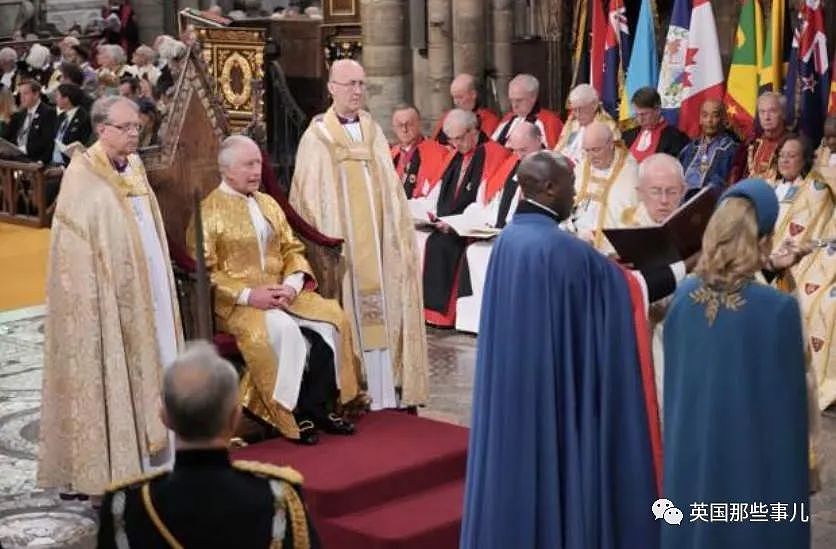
[
  {"xmin": 219, "ymin": 182, "xmax": 340, "ymax": 411},
  {"xmin": 573, "ymin": 150, "xmax": 639, "ymax": 254},
  {"xmin": 127, "ymin": 168, "xmax": 179, "ymax": 470},
  {"xmin": 455, "ymin": 183, "xmax": 522, "ymax": 333}
]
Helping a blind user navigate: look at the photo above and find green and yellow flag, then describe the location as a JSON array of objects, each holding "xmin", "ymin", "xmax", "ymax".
[
  {"xmin": 760, "ymin": 0, "xmax": 787, "ymax": 93},
  {"xmin": 724, "ymin": 0, "xmax": 764, "ymax": 137}
]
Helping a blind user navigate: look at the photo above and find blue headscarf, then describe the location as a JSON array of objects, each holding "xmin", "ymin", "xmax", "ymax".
[{"xmin": 719, "ymin": 178, "xmax": 779, "ymax": 236}]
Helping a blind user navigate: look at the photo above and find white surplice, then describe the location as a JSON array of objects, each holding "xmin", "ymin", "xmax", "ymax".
[{"xmin": 128, "ymin": 186, "xmax": 179, "ymax": 470}]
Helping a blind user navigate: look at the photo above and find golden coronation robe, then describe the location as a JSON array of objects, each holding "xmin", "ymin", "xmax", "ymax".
[
  {"xmin": 189, "ymin": 185, "xmax": 360, "ymax": 440},
  {"xmin": 38, "ymin": 142, "xmax": 183, "ymax": 495},
  {"xmin": 290, "ymin": 108, "xmax": 429, "ymax": 409}
]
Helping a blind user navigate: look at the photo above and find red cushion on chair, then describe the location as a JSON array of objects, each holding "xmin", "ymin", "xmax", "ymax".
[{"xmin": 213, "ymin": 332, "xmax": 240, "ymax": 358}]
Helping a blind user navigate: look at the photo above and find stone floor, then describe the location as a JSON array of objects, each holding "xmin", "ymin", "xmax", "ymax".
[{"xmin": 0, "ymin": 309, "xmax": 833, "ymax": 547}]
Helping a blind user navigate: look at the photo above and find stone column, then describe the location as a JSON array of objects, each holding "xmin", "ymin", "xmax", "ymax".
[
  {"xmin": 491, "ymin": 0, "xmax": 513, "ymax": 112},
  {"xmin": 427, "ymin": 0, "xmax": 453, "ymax": 126},
  {"xmin": 451, "ymin": 0, "xmax": 485, "ymax": 79},
  {"xmin": 361, "ymin": 0, "xmax": 409, "ymax": 133}
]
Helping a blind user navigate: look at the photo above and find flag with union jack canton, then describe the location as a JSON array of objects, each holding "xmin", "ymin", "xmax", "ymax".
[{"xmin": 785, "ymin": 0, "xmax": 830, "ymax": 146}]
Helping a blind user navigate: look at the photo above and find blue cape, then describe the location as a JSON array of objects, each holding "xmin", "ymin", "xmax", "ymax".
[
  {"xmin": 460, "ymin": 211, "xmax": 659, "ymax": 549},
  {"xmin": 662, "ymin": 278, "xmax": 809, "ymax": 549}
]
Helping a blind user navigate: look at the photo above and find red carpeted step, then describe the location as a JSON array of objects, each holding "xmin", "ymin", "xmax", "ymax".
[
  {"xmin": 233, "ymin": 411, "xmax": 469, "ymax": 519},
  {"xmin": 319, "ymin": 479, "xmax": 464, "ymax": 549}
]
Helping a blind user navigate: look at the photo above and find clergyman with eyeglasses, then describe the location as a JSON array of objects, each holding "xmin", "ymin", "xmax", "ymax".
[
  {"xmin": 290, "ymin": 59, "xmax": 429, "ymax": 412},
  {"xmin": 38, "ymin": 95, "xmax": 183, "ymax": 500}
]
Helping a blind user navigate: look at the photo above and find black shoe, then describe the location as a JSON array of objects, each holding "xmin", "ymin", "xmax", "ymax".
[
  {"xmin": 319, "ymin": 413, "xmax": 356, "ymax": 435},
  {"xmin": 295, "ymin": 419, "xmax": 319, "ymax": 445}
]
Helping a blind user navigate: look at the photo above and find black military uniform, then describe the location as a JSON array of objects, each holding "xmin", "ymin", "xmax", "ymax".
[{"xmin": 97, "ymin": 449, "xmax": 320, "ymax": 549}]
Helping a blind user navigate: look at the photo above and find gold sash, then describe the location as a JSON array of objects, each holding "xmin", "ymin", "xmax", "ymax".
[{"xmin": 320, "ymin": 109, "xmax": 388, "ymax": 349}]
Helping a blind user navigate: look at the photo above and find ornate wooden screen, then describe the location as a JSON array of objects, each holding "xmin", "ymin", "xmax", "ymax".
[{"xmin": 197, "ymin": 26, "xmax": 266, "ymax": 133}]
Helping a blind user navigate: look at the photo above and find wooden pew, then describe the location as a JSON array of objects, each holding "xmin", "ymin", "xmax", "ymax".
[{"xmin": 0, "ymin": 159, "xmax": 52, "ymax": 227}]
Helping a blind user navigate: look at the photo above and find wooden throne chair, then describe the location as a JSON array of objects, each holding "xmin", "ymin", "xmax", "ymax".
[{"xmin": 142, "ymin": 44, "xmax": 344, "ymax": 361}]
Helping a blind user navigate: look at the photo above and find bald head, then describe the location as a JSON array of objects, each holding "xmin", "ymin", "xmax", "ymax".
[
  {"xmin": 328, "ymin": 59, "xmax": 365, "ymax": 116},
  {"xmin": 699, "ymin": 99, "xmax": 726, "ymax": 137},
  {"xmin": 450, "ymin": 73, "xmax": 478, "ymax": 111},
  {"xmin": 518, "ymin": 151, "xmax": 576, "ymax": 219},
  {"xmin": 582, "ymin": 121, "xmax": 615, "ymax": 169},
  {"xmin": 638, "ymin": 153, "xmax": 686, "ymax": 223},
  {"xmin": 506, "ymin": 121, "xmax": 543, "ymax": 158}
]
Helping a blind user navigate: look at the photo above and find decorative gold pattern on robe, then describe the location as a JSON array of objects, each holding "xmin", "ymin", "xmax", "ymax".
[
  {"xmin": 188, "ymin": 188, "xmax": 360, "ymax": 439},
  {"xmin": 767, "ymin": 172, "xmax": 836, "ymax": 411},
  {"xmin": 574, "ymin": 146, "xmax": 639, "ymax": 252},
  {"xmin": 38, "ymin": 141, "xmax": 183, "ymax": 495},
  {"xmin": 690, "ymin": 284, "xmax": 747, "ymax": 326},
  {"xmin": 289, "ymin": 108, "xmax": 429, "ymax": 406}
]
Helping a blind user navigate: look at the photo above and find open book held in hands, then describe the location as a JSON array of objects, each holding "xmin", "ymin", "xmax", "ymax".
[
  {"xmin": 438, "ymin": 213, "xmax": 501, "ymax": 239},
  {"xmin": 603, "ymin": 186, "xmax": 721, "ymax": 269}
]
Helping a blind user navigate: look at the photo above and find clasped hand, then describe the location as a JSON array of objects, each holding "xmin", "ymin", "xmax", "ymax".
[{"xmin": 248, "ymin": 284, "xmax": 298, "ymax": 310}]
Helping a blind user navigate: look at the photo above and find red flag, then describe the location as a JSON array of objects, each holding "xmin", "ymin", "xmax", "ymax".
[{"xmin": 590, "ymin": 0, "xmax": 608, "ymax": 95}]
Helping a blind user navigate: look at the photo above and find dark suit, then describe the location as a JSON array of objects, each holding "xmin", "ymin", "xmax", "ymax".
[
  {"xmin": 3, "ymin": 101, "xmax": 58, "ymax": 165},
  {"xmin": 623, "ymin": 124, "xmax": 690, "ymax": 158},
  {"xmin": 97, "ymin": 449, "xmax": 320, "ymax": 549},
  {"xmin": 53, "ymin": 108, "xmax": 92, "ymax": 165}
]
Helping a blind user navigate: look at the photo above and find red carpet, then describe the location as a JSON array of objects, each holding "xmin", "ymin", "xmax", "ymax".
[{"xmin": 233, "ymin": 411, "xmax": 469, "ymax": 549}]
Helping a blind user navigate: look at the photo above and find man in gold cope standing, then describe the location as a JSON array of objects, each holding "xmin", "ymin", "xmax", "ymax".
[
  {"xmin": 38, "ymin": 96, "xmax": 183, "ymax": 497},
  {"xmin": 290, "ymin": 59, "xmax": 429, "ymax": 411},
  {"xmin": 190, "ymin": 135, "xmax": 360, "ymax": 445}
]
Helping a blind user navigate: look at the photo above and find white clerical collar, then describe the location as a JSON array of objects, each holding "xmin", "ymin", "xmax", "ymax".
[
  {"xmin": 522, "ymin": 197, "xmax": 561, "ymax": 219},
  {"xmin": 219, "ymin": 180, "xmax": 255, "ymax": 199}
]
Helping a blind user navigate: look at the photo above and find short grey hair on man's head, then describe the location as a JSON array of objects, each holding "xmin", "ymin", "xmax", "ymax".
[
  {"xmin": 133, "ymin": 45, "xmax": 155, "ymax": 63},
  {"xmin": 757, "ymin": 91, "xmax": 787, "ymax": 110},
  {"xmin": 91, "ymin": 96, "xmax": 138, "ymax": 130},
  {"xmin": 568, "ymin": 83, "xmax": 599, "ymax": 106},
  {"xmin": 442, "ymin": 108, "xmax": 478, "ymax": 134},
  {"xmin": 105, "ymin": 44, "xmax": 126, "ymax": 65},
  {"xmin": 0, "ymin": 47, "xmax": 18, "ymax": 64},
  {"xmin": 509, "ymin": 73, "xmax": 540, "ymax": 95},
  {"xmin": 163, "ymin": 340, "xmax": 239, "ymax": 442},
  {"xmin": 638, "ymin": 153, "xmax": 685, "ymax": 187},
  {"xmin": 218, "ymin": 134, "xmax": 259, "ymax": 169}
]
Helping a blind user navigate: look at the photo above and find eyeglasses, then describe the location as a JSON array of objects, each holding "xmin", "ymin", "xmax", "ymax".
[
  {"xmin": 646, "ymin": 188, "xmax": 684, "ymax": 199},
  {"xmin": 331, "ymin": 80, "xmax": 366, "ymax": 90},
  {"xmin": 106, "ymin": 122, "xmax": 143, "ymax": 134}
]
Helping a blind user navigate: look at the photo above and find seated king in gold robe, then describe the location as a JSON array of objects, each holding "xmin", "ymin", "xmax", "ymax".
[{"xmin": 188, "ymin": 135, "xmax": 361, "ymax": 445}]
